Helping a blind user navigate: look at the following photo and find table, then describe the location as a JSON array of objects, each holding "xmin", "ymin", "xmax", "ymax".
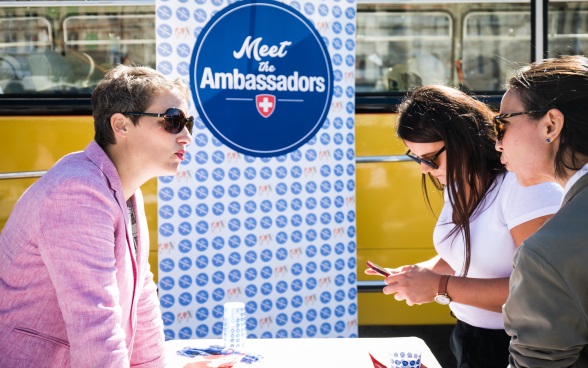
[{"xmin": 165, "ymin": 337, "xmax": 442, "ymax": 368}]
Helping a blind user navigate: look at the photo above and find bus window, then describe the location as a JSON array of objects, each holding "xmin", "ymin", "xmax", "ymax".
[
  {"xmin": 356, "ymin": 10, "xmax": 452, "ymax": 92},
  {"xmin": 356, "ymin": 1, "xmax": 537, "ymax": 96},
  {"xmin": 0, "ymin": 16, "xmax": 52, "ymax": 51},
  {"xmin": 548, "ymin": 2, "xmax": 588, "ymax": 57},
  {"xmin": 63, "ymin": 14, "xmax": 156, "ymax": 78},
  {"xmin": 0, "ymin": 4, "xmax": 154, "ymax": 95},
  {"xmin": 0, "ymin": 16, "xmax": 52, "ymax": 93},
  {"xmin": 462, "ymin": 10, "xmax": 531, "ymax": 92}
]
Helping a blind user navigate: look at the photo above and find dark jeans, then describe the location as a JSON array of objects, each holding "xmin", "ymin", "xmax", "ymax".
[{"xmin": 449, "ymin": 319, "xmax": 511, "ymax": 368}]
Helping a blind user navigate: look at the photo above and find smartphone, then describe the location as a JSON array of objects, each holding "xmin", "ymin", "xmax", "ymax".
[{"xmin": 366, "ymin": 260, "xmax": 390, "ymax": 277}]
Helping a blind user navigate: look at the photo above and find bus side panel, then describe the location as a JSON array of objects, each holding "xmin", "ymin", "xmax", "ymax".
[
  {"xmin": 141, "ymin": 177, "xmax": 159, "ymax": 281},
  {"xmin": 0, "ymin": 116, "xmax": 94, "ymax": 172},
  {"xmin": 355, "ymin": 112, "xmax": 452, "ymax": 325},
  {"xmin": 0, "ymin": 116, "xmax": 95, "ymax": 229}
]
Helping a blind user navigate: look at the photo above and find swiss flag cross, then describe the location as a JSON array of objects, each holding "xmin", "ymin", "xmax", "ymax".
[{"xmin": 256, "ymin": 94, "xmax": 276, "ymax": 118}]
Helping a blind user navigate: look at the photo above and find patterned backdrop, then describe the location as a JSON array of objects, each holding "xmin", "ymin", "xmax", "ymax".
[{"xmin": 156, "ymin": 0, "xmax": 358, "ymax": 340}]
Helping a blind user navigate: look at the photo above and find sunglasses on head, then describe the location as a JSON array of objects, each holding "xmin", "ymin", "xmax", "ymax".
[
  {"xmin": 124, "ymin": 107, "xmax": 194, "ymax": 134},
  {"xmin": 406, "ymin": 146, "xmax": 446, "ymax": 169},
  {"xmin": 493, "ymin": 109, "xmax": 548, "ymax": 141}
]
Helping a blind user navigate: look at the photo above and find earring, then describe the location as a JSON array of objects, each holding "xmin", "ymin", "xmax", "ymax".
[{"xmin": 546, "ymin": 138, "xmax": 551, "ymax": 143}]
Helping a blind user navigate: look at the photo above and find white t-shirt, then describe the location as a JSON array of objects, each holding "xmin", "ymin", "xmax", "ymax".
[{"xmin": 433, "ymin": 171, "xmax": 563, "ymax": 329}]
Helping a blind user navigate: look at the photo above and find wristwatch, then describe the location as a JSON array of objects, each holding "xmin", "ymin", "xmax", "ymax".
[{"xmin": 434, "ymin": 274, "xmax": 452, "ymax": 305}]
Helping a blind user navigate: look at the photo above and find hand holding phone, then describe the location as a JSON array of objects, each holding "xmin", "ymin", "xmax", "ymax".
[{"xmin": 366, "ymin": 260, "xmax": 390, "ymax": 277}]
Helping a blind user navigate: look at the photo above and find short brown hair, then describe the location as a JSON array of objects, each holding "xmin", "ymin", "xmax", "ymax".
[{"xmin": 91, "ymin": 65, "xmax": 191, "ymax": 148}]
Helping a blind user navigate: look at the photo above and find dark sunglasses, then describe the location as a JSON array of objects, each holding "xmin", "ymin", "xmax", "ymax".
[
  {"xmin": 493, "ymin": 109, "xmax": 548, "ymax": 141},
  {"xmin": 406, "ymin": 146, "xmax": 446, "ymax": 169},
  {"xmin": 124, "ymin": 108, "xmax": 194, "ymax": 134}
]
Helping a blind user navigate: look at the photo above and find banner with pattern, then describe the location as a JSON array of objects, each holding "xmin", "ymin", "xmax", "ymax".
[{"xmin": 156, "ymin": 0, "xmax": 357, "ymax": 340}]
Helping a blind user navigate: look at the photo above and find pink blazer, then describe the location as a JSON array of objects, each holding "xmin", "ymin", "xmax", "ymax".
[{"xmin": 0, "ymin": 141, "xmax": 165, "ymax": 367}]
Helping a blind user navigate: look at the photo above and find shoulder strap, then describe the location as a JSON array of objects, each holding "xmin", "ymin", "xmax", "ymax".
[{"xmin": 563, "ymin": 172, "xmax": 588, "ymax": 205}]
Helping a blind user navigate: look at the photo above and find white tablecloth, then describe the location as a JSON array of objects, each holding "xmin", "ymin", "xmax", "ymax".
[{"xmin": 165, "ymin": 337, "xmax": 442, "ymax": 368}]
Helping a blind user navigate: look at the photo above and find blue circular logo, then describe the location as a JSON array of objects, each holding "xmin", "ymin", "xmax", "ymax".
[
  {"xmin": 179, "ymin": 275, "xmax": 192, "ymax": 288},
  {"xmin": 190, "ymin": 0, "xmax": 333, "ymax": 157},
  {"xmin": 335, "ymin": 274, "xmax": 345, "ymax": 286}
]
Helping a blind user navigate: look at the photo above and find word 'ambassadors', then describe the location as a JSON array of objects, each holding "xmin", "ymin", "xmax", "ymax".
[{"xmin": 200, "ymin": 36, "xmax": 327, "ymax": 92}]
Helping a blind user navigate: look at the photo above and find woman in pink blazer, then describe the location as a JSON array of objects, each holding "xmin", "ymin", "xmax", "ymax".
[{"xmin": 0, "ymin": 65, "xmax": 193, "ymax": 367}]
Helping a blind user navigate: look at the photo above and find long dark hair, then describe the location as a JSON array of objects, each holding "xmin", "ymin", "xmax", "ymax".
[
  {"xmin": 396, "ymin": 85, "xmax": 505, "ymax": 276},
  {"xmin": 507, "ymin": 55, "xmax": 588, "ymax": 178}
]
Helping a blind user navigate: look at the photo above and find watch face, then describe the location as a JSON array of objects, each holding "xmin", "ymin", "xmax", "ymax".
[{"xmin": 434, "ymin": 294, "xmax": 451, "ymax": 305}]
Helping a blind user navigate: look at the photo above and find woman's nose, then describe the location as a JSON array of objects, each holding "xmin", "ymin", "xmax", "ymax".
[
  {"xmin": 178, "ymin": 127, "xmax": 193, "ymax": 145},
  {"xmin": 495, "ymin": 139, "xmax": 503, "ymax": 152}
]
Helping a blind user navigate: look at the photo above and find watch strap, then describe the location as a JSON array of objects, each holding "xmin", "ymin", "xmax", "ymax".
[{"xmin": 437, "ymin": 274, "xmax": 450, "ymax": 296}]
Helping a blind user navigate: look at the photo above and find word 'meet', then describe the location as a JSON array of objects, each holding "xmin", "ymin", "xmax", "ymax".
[{"xmin": 233, "ymin": 36, "xmax": 292, "ymax": 61}]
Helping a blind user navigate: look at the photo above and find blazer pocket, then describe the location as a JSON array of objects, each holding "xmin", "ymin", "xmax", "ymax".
[
  {"xmin": 14, "ymin": 327, "xmax": 70, "ymax": 348},
  {"xmin": 7, "ymin": 327, "xmax": 70, "ymax": 367}
]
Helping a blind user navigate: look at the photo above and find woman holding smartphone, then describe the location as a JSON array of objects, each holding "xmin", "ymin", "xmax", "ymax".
[{"xmin": 365, "ymin": 85, "xmax": 563, "ymax": 368}]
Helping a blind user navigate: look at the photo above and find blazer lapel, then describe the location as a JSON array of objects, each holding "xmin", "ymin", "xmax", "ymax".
[
  {"xmin": 563, "ymin": 172, "xmax": 588, "ymax": 206},
  {"xmin": 84, "ymin": 141, "xmax": 139, "ymax": 302}
]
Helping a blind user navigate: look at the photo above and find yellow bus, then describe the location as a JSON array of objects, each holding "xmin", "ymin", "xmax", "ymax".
[{"xmin": 1, "ymin": 0, "xmax": 587, "ymax": 326}]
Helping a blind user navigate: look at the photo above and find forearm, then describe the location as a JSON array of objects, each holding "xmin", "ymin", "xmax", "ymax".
[
  {"xmin": 422, "ymin": 257, "xmax": 509, "ymax": 312},
  {"xmin": 418, "ymin": 255, "xmax": 455, "ymax": 275},
  {"xmin": 447, "ymin": 276, "xmax": 509, "ymax": 312}
]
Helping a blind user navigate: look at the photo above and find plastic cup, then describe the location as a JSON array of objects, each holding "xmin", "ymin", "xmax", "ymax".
[
  {"xmin": 222, "ymin": 302, "xmax": 246, "ymax": 349},
  {"xmin": 390, "ymin": 350, "xmax": 421, "ymax": 368}
]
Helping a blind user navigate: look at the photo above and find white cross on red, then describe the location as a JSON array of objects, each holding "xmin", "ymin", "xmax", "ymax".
[{"xmin": 258, "ymin": 97, "xmax": 273, "ymax": 113}]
